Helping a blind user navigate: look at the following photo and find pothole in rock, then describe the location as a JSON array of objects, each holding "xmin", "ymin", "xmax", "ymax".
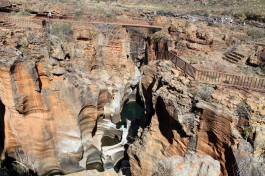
[
  {"xmin": 118, "ymin": 101, "xmax": 144, "ymax": 138},
  {"xmin": 114, "ymin": 98, "xmax": 145, "ymax": 175},
  {"xmin": 91, "ymin": 89, "xmax": 145, "ymax": 175},
  {"xmin": 85, "ymin": 95, "xmax": 145, "ymax": 175},
  {"xmin": 101, "ymin": 136, "xmax": 120, "ymax": 147}
]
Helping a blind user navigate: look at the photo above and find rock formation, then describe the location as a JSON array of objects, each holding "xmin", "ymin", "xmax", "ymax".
[
  {"xmin": 0, "ymin": 0, "xmax": 11, "ymax": 11},
  {"xmin": 247, "ymin": 47, "xmax": 265, "ymax": 68},
  {"xmin": 128, "ymin": 60, "xmax": 265, "ymax": 176},
  {"xmin": 152, "ymin": 154, "xmax": 220, "ymax": 176},
  {"xmin": 0, "ymin": 21, "xmax": 143, "ymax": 175},
  {"xmin": 1, "ymin": 1, "xmax": 265, "ymax": 176}
]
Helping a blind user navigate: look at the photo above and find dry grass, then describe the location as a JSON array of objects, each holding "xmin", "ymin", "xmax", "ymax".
[
  {"xmin": 115, "ymin": 0, "xmax": 265, "ymax": 22},
  {"xmin": 49, "ymin": 23, "xmax": 73, "ymax": 41},
  {"xmin": 9, "ymin": 0, "xmax": 265, "ymax": 23}
]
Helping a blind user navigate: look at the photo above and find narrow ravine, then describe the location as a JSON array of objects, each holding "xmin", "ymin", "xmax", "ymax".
[{"xmin": 0, "ymin": 100, "xmax": 5, "ymax": 153}]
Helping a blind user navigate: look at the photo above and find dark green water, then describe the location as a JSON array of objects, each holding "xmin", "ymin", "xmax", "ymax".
[
  {"xmin": 101, "ymin": 102, "xmax": 144, "ymax": 147},
  {"xmin": 86, "ymin": 162, "xmax": 104, "ymax": 172},
  {"xmin": 101, "ymin": 136, "xmax": 120, "ymax": 147},
  {"xmin": 119, "ymin": 101, "xmax": 145, "ymax": 137},
  {"xmin": 120, "ymin": 101, "xmax": 144, "ymax": 122},
  {"xmin": 98, "ymin": 101, "xmax": 144, "ymax": 173}
]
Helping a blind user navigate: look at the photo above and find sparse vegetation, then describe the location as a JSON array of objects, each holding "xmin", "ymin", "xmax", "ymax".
[
  {"xmin": 151, "ymin": 31, "xmax": 169, "ymax": 42},
  {"xmin": 74, "ymin": 9, "xmax": 83, "ymax": 17},
  {"xmin": 10, "ymin": 10, "xmax": 30, "ymax": 16},
  {"xmin": 27, "ymin": 33, "xmax": 41, "ymax": 44},
  {"xmin": 243, "ymin": 128, "xmax": 250, "ymax": 140},
  {"xmin": 16, "ymin": 39, "xmax": 28, "ymax": 59},
  {"xmin": 246, "ymin": 29, "xmax": 265, "ymax": 40},
  {"xmin": 49, "ymin": 23, "xmax": 73, "ymax": 41},
  {"xmin": 236, "ymin": 101, "xmax": 255, "ymax": 142},
  {"xmin": 117, "ymin": 0, "xmax": 265, "ymax": 23},
  {"xmin": 233, "ymin": 12, "xmax": 245, "ymax": 20},
  {"xmin": 84, "ymin": 5, "xmax": 119, "ymax": 19},
  {"xmin": 246, "ymin": 11, "xmax": 256, "ymax": 21}
]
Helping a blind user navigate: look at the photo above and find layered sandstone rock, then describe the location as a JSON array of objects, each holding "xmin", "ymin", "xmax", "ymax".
[
  {"xmin": 152, "ymin": 154, "xmax": 220, "ymax": 176},
  {"xmin": 128, "ymin": 59, "xmax": 265, "ymax": 176},
  {"xmin": 166, "ymin": 21, "xmax": 214, "ymax": 55},
  {"xmin": 1, "ymin": 3, "xmax": 265, "ymax": 176},
  {"xmin": 247, "ymin": 47, "xmax": 265, "ymax": 67},
  {"xmin": 0, "ymin": 22, "xmax": 142, "ymax": 175}
]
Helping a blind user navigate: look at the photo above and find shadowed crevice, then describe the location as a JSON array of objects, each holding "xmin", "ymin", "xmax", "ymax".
[
  {"xmin": 155, "ymin": 96, "xmax": 188, "ymax": 144},
  {"xmin": 224, "ymin": 144, "xmax": 239, "ymax": 176},
  {"xmin": 0, "ymin": 100, "xmax": 5, "ymax": 151}
]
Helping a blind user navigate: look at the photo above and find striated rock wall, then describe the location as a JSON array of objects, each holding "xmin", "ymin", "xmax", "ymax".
[
  {"xmin": 0, "ymin": 23, "xmax": 144, "ymax": 175},
  {"xmin": 129, "ymin": 60, "xmax": 265, "ymax": 176}
]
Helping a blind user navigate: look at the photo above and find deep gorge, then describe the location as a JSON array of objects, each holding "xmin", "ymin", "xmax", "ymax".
[{"xmin": 0, "ymin": 1, "xmax": 265, "ymax": 175}]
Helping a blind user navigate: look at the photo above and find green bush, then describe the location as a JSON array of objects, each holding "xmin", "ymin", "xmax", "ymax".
[
  {"xmin": 246, "ymin": 29, "xmax": 265, "ymax": 39},
  {"xmin": 234, "ymin": 12, "xmax": 245, "ymax": 19},
  {"xmin": 151, "ymin": 31, "xmax": 168, "ymax": 42},
  {"xmin": 50, "ymin": 23, "xmax": 73, "ymax": 41},
  {"xmin": 244, "ymin": 128, "xmax": 250, "ymax": 139},
  {"xmin": 246, "ymin": 11, "xmax": 256, "ymax": 20},
  {"xmin": 74, "ymin": 10, "xmax": 83, "ymax": 17}
]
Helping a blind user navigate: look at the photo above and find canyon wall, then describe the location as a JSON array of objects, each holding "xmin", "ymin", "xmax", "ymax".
[
  {"xmin": 0, "ymin": 22, "xmax": 146, "ymax": 175},
  {"xmin": 0, "ymin": 5, "xmax": 264, "ymax": 175},
  {"xmin": 128, "ymin": 60, "xmax": 265, "ymax": 176}
]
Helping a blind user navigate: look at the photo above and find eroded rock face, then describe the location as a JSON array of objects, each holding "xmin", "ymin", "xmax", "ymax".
[
  {"xmin": 152, "ymin": 154, "xmax": 220, "ymax": 176},
  {"xmin": 0, "ymin": 0, "xmax": 11, "ymax": 9},
  {"xmin": 0, "ymin": 24, "xmax": 141, "ymax": 175},
  {"xmin": 129, "ymin": 61, "xmax": 193, "ymax": 176},
  {"xmin": 167, "ymin": 21, "xmax": 214, "ymax": 55},
  {"xmin": 247, "ymin": 47, "xmax": 265, "ymax": 67},
  {"xmin": 233, "ymin": 139, "xmax": 265, "ymax": 176},
  {"xmin": 128, "ymin": 60, "xmax": 265, "ymax": 176}
]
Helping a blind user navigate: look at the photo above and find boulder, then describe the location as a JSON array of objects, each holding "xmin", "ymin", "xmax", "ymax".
[{"xmin": 168, "ymin": 24, "xmax": 177, "ymax": 36}]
